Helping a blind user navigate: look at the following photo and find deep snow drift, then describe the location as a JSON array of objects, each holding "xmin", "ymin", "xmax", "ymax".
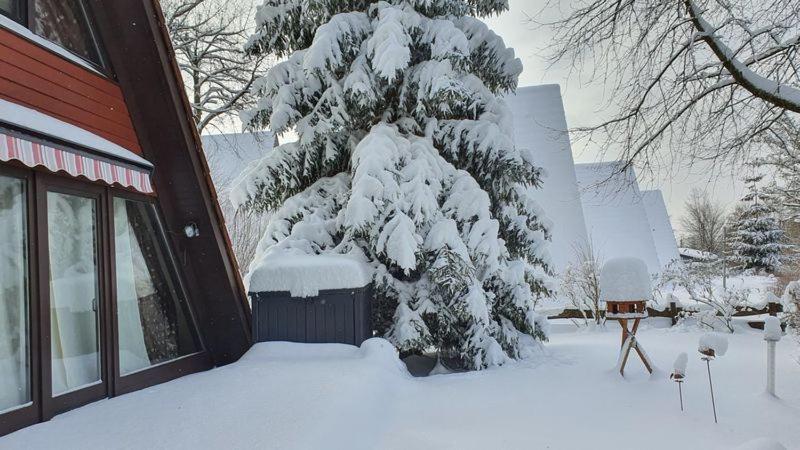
[{"xmin": 3, "ymin": 324, "xmax": 798, "ymax": 450}]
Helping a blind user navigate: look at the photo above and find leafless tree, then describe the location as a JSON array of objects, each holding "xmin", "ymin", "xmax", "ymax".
[
  {"xmin": 162, "ymin": 0, "xmax": 270, "ymax": 133},
  {"xmin": 756, "ymin": 117, "xmax": 800, "ymax": 220},
  {"xmin": 540, "ymin": 0, "xmax": 800, "ymax": 173},
  {"xmin": 560, "ymin": 242, "xmax": 604, "ymax": 326},
  {"xmin": 681, "ymin": 188, "xmax": 727, "ymax": 254},
  {"xmin": 203, "ymin": 137, "xmax": 271, "ymax": 274}
]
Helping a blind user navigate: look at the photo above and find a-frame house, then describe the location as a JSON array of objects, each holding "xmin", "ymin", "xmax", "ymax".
[{"xmin": 0, "ymin": 0, "xmax": 251, "ymax": 435}]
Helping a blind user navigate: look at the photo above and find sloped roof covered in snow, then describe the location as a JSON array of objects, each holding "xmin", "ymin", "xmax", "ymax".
[
  {"xmin": 505, "ymin": 85, "xmax": 590, "ymax": 272},
  {"xmin": 641, "ymin": 190, "xmax": 680, "ymax": 269},
  {"xmin": 201, "ymin": 132, "xmax": 275, "ymax": 191},
  {"xmin": 575, "ymin": 162, "xmax": 662, "ymax": 274}
]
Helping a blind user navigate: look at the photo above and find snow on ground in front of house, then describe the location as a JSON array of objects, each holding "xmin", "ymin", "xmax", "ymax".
[{"xmin": 3, "ymin": 323, "xmax": 800, "ymax": 450}]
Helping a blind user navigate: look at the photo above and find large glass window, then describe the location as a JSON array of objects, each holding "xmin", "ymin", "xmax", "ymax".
[
  {"xmin": 33, "ymin": 0, "xmax": 103, "ymax": 67},
  {"xmin": 113, "ymin": 198, "xmax": 199, "ymax": 375},
  {"xmin": 47, "ymin": 192, "xmax": 101, "ymax": 396},
  {"xmin": 0, "ymin": 176, "xmax": 30, "ymax": 412}
]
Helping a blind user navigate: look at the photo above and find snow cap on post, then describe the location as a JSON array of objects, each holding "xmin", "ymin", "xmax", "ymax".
[
  {"xmin": 599, "ymin": 257, "xmax": 652, "ymax": 302},
  {"xmin": 764, "ymin": 316, "xmax": 783, "ymax": 342},
  {"xmin": 698, "ymin": 333, "xmax": 729, "ymax": 357},
  {"xmin": 673, "ymin": 352, "xmax": 688, "ymax": 377}
]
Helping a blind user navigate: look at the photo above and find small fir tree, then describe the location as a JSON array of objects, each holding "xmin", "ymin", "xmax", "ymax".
[
  {"xmin": 730, "ymin": 175, "xmax": 787, "ymax": 273},
  {"xmin": 232, "ymin": 0, "xmax": 553, "ymax": 369}
]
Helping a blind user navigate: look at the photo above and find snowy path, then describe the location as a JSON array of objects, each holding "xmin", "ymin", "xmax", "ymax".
[{"xmin": 2, "ymin": 324, "xmax": 799, "ymax": 449}]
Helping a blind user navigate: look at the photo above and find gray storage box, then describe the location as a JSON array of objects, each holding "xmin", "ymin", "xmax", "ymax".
[{"xmin": 250, "ymin": 285, "xmax": 372, "ymax": 346}]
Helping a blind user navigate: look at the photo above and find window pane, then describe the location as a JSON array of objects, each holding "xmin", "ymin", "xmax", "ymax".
[
  {"xmin": 114, "ymin": 198, "xmax": 200, "ymax": 375},
  {"xmin": 0, "ymin": 0, "xmax": 22, "ymax": 23},
  {"xmin": 0, "ymin": 176, "xmax": 29, "ymax": 412},
  {"xmin": 34, "ymin": 0, "xmax": 102, "ymax": 66},
  {"xmin": 48, "ymin": 192, "xmax": 101, "ymax": 395}
]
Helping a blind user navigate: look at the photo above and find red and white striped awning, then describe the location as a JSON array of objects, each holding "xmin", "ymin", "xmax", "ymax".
[{"xmin": 0, "ymin": 131, "xmax": 154, "ymax": 194}]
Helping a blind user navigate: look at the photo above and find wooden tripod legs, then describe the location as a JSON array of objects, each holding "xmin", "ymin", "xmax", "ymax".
[{"xmin": 617, "ymin": 318, "xmax": 654, "ymax": 376}]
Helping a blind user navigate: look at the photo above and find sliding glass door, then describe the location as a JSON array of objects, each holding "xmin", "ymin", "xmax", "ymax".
[
  {"xmin": 0, "ymin": 168, "xmax": 207, "ymax": 434},
  {"xmin": 0, "ymin": 175, "xmax": 30, "ymax": 413},
  {"xmin": 46, "ymin": 191, "xmax": 102, "ymax": 396},
  {"xmin": 40, "ymin": 182, "xmax": 108, "ymax": 415}
]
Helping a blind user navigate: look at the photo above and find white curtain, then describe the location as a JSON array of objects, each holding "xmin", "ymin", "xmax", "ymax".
[
  {"xmin": 0, "ymin": 177, "xmax": 29, "ymax": 411},
  {"xmin": 48, "ymin": 192, "xmax": 100, "ymax": 395},
  {"xmin": 113, "ymin": 199, "xmax": 152, "ymax": 375}
]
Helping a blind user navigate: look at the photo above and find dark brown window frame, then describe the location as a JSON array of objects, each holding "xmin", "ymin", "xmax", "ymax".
[
  {"xmin": 0, "ymin": 0, "xmax": 112, "ymax": 76},
  {"xmin": 0, "ymin": 163, "xmax": 211, "ymax": 435},
  {"xmin": 0, "ymin": 164, "xmax": 40, "ymax": 436}
]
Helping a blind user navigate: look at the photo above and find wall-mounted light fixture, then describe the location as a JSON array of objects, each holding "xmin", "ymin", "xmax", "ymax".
[{"xmin": 183, "ymin": 223, "xmax": 200, "ymax": 238}]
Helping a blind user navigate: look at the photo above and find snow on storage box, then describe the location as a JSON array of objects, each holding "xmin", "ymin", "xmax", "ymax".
[
  {"xmin": 575, "ymin": 162, "xmax": 662, "ymax": 275},
  {"xmin": 248, "ymin": 252, "xmax": 374, "ymax": 346},
  {"xmin": 505, "ymin": 85, "xmax": 590, "ymax": 273}
]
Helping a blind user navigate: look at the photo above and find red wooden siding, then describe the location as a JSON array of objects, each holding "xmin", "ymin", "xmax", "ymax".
[{"xmin": 0, "ymin": 27, "xmax": 142, "ymax": 154}]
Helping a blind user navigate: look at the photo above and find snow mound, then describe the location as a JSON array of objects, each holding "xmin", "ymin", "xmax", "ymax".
[
  {"xmin": 248, "ymin": 251, "xmax": 373, "ymax": 297},
  {"xmin": 698, "ymin": 333, "xmax": 729, "ymax": 356},
  {"xmin": 763, "ymin": 316, "xmax": 782, "ymax": 341},
  {"xmin": 734, "ymin": 438, "xmax": 787, "ymax": 450},
  {"xmin": 599, "ymin": 257, "xmax": 652, "ymax": 301},
  {"xmin": 673, "ymin": 352, "xmax": 688, "ymax": 376}
]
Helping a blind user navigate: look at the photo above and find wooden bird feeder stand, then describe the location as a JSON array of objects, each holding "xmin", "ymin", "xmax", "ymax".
[{"xmin": 606, "ymin": 300, "xmax": 654, "ymax": 376}]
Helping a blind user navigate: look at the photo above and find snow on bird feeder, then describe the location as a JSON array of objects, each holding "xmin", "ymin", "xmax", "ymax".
[
  {"xmin": 599, "ymin": 257, "xmax": 654, "ymax": 376},
  {"xmin": 698, "ymin": 333, "xmax": 728, "ymax": 423},
  {"xmin": 764, "ymin": 316, "xmax": 782, "ymax": 397},
  {"xmin": 670, "ymin": 352, "xmax": 688, "ymax": 411}
]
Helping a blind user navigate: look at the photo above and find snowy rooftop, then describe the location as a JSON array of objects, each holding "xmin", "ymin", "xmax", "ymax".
[
  {"xmin": 201, "ymin": 131, "xmax": 275, "ymax": 191},
  {"xmin": 642, "ymin": 190, "xmax": 680, "ymax": 269},
  {"xmin": 505, "ymin": 85, "xmax": 589, "ymax": 273},
  {"xmin": 575, "ymin": 162, "xmax": 662, "ymax": 274}
]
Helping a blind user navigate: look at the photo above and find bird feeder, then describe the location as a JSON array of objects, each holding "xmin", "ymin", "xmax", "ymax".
[{"xmin": 599, "ymin": 257, "xmax": 654, "ymax": 376}]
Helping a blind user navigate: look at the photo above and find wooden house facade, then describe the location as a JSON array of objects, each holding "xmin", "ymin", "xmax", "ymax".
[{"xmin": 0, "ymin": 0, "xmax": 251, "ymax": 435}]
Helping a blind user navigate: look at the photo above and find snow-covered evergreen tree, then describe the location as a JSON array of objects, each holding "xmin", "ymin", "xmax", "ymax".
[
  {"xmin": 232, "ymin": 0, "xmax": 553, "ymax": 369},
  {"xmin": 730, "ymin": 175, "xmax": 787, "ymax": 273}
]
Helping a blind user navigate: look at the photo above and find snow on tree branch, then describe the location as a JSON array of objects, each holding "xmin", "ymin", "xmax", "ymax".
[
  {"xmin": 540, "ymin": 0, "xmax": 800, "ymax": 172},
  {"xmin": 234, "ymin": 0, "xmax": 551, "ymax": 370}
]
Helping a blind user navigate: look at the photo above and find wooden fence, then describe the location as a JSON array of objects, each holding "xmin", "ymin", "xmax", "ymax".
[{"xmin": 549, "ymin": 302, "xmax": 783, "ymax": 328}]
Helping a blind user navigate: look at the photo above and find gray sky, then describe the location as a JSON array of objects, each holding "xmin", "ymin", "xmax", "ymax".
[{"xmin": 485, "ymin": 0, "xmax": 746, "ymax": 234}]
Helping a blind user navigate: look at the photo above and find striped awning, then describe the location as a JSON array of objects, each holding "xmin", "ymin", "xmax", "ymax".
[{"xmin": 0, "ymin": 131, "xmax": 154, "ymax": 194}]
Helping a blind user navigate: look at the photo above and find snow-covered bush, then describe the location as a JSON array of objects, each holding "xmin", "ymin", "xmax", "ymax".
[
  {"xmin": 232, "ymin": 1, "xmax": 553, "ymax": 369},
  {"xmin": 782, "ymin": 281, "xmax": 800, "ymax": 356},
  {"xmin": 657, "ymin": 261, "xmax": 748, "ymax": 333},
  {"xmin": 560, "ymin": 244, "xmax": 602, "ymax": 326}
]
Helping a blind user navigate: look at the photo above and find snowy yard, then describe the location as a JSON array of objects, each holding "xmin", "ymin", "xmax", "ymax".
[{"xmin": 2, "ymin": 320, "xmax": 798, "ymax": 450}]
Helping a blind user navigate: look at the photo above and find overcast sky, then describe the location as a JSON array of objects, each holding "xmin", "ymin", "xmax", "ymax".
[
  {"xmin": 224, "ymin": 0, "xmax": 750, "ymax": 236},
  {"xmin": 485, "ymin": 0, "xmax": 747, "ymax": 235}
]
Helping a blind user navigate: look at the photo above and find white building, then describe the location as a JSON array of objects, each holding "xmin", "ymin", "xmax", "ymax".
[
  {"xmin": 574, "ymin": 162, "xmax": 663, "ymax": 275},
  {"xmin": 505, "ymin": 85, "xmax": 591, "ymax": 273},
  {"xmin": 642, "ymin": 190, "xmax": 681, "ymax": 269}
]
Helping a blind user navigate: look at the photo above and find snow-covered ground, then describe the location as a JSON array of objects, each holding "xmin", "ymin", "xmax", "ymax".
[{"xmin": 2, "ymin": 322, "xmax": 798, "ymax": 450}]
